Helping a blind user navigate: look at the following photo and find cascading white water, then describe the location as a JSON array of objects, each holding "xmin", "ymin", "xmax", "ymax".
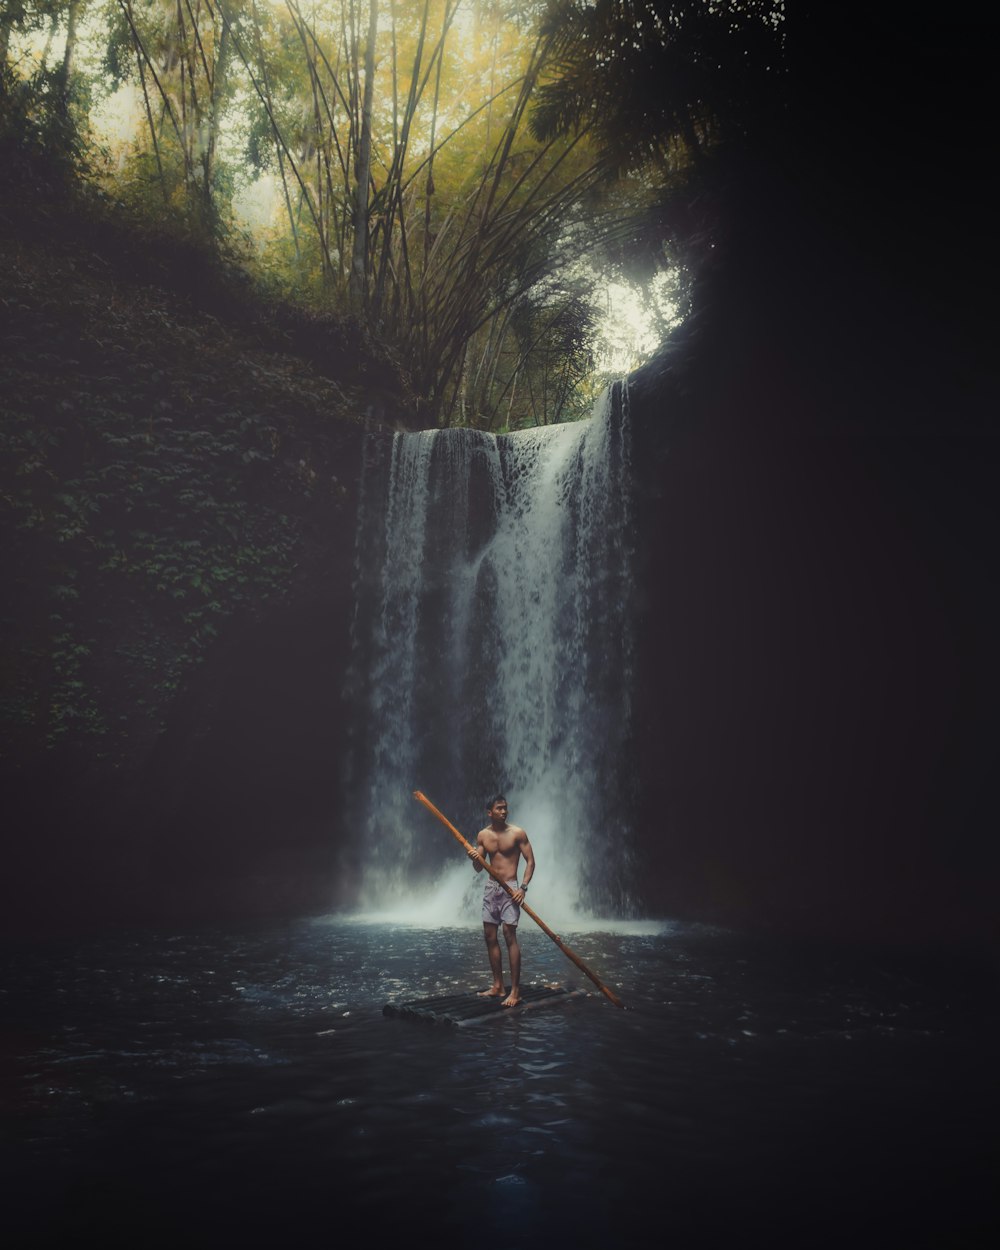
[{"xmin": 347, "ymin": 384, "xmax": 635, "ymax": 928}]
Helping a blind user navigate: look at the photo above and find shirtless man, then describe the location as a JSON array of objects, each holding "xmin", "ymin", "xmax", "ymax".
[{"xmin": 467, "ymin": 794, "xmax": 535, "ymax": 1007}]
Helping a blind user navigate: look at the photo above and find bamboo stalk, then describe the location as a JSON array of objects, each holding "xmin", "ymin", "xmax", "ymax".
[{"xmin": 413, "ymin": 791, "xmax": 625, "ymax": 1009}]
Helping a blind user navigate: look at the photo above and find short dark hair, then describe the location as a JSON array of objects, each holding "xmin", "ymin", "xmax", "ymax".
[{"xmin": 486, "ymin": 794, "xmax": 507, "ymax": 809}]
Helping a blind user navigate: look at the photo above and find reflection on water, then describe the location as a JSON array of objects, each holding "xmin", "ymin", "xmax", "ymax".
[
  {"xmin": 3, "ymin": 919, "xmax": 995, "ymax": 1248},
  {"xmin": 349, "ymin": 877, "xmax": 673, "ymax": 934}
]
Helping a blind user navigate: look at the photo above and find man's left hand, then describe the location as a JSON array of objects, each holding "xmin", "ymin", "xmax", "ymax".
[{"xmin": 511, "ymin": 887, "xmax": 525, "ymax": 905}]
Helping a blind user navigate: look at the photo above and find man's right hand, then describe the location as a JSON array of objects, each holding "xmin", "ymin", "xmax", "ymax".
[{"xmin": 467, "ymin": 847, "xmax": 484, "ymax": 870}]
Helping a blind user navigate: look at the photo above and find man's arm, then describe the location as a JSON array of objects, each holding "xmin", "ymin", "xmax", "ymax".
[
  {"xmin": 467, "ymin": 831, "xmax": 487, "ymax": 872},
  {"xmin": 511, "ymin": 829, "xmax": 534, "ymax": 904}
]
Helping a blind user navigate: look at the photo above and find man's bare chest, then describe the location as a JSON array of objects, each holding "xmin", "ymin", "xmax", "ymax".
[{"xmin": 481, "ymin": 830, "xmax": 519, "ymax": 858}]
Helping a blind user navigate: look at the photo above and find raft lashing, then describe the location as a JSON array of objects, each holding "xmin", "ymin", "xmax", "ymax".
[{"xmin": 383, "ymin": 983, "xmax": 587, "ymax": 1026}]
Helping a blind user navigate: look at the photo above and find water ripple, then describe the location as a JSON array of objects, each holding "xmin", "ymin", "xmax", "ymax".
[{"xmin": 2, "ymin": 920, "xmax": 994, "ymax": 1249}]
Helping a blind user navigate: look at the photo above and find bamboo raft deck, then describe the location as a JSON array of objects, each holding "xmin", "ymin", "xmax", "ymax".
[{"xmin": 383, "ymin": 983, "xmax": 587, "ymax": 1027}]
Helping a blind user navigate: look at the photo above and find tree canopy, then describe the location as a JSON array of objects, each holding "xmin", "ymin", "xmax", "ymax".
[{"xmin": 2, "ymin": 0, "xmax": 786, "ymax": 426}]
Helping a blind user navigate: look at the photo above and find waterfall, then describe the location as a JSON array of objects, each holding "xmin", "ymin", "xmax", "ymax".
[{"xmin": 347, "ymin": 383, "xmax": 635, "ymax": 926}]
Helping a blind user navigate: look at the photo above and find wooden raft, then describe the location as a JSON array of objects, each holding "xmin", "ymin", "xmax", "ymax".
[{"xmin": 383, "ymin": 983, "xmax": 587, "ymax": 1027}]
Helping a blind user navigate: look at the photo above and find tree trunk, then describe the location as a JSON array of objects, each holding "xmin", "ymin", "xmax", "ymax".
[
  {"xmin": 203, "ymin": 16, "xmax": 230, "ymax": 225},
  {"xmin": 349, "ymin": 0, "xmax": 378, "ymax": 307},
  {"xmin": 57, "ymin": 0, "xmax": 82, "ymax": 107},
  {"xmin": 1, "ymin": 10, "xmax": 13, "ymax": 78}
]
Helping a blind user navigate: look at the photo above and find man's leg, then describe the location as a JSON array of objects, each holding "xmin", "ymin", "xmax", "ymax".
[
  {"xmin": 501, "ymin": 923, "xmax": 521, "ymax": 1006},
  {"xmin": 478, "ymin": 922, "xmax": 505, "ymax": 996}
]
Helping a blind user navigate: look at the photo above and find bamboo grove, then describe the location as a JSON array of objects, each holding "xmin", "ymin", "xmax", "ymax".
[{"xmin": 2, "ymin": 1, "xmax": 785, "ymax": 427}]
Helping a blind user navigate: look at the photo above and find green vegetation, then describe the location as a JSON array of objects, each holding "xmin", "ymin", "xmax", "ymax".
[
  {"xmin": 1, "ymin": 1, "xmax": 786, "ymax": 764},
  {"xmin": 2, "ymin": 1, "xmax": 784, "ymax": 428},
  {"xmin": 0, "ymin": 162, "xmax": 373, "ymax": 767}
]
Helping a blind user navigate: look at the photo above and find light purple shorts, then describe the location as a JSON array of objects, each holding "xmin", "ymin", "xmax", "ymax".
[{"xmin": 482, "ymin": 878, "xmax": 521, "ymax": 927}]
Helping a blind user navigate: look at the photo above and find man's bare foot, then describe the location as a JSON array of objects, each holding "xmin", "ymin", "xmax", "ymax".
[
  {"xmin": 478, "ymin": 986, "xmax": 505, "ymax": 998},
  {"xmin": 501, "ymin": 990, "xmax": 521, "ymax": 1008}
]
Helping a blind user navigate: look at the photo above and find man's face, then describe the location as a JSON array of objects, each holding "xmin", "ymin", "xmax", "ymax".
[{"xmin": 489, "ymin": 799, "xmax": 508, "ymax": 823}]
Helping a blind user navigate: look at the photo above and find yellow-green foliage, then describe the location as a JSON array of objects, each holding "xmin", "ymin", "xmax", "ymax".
[{"xmin": 2, "ymin": 0, "xmax": 689, "ymax": 427}]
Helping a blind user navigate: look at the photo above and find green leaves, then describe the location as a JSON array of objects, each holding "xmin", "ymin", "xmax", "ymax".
[
  {"xmin": 0, "ymin": 216, "xmax": 360, "ymax": 769},
  {"xmin": 2, "ymin": 0, "xmax": 685, "ymax": 426}
]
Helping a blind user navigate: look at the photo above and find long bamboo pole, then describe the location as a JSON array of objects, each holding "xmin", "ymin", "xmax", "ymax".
[{"xmin": 413, "ymin": 790, "xmax": 625, "ymax": 1009}]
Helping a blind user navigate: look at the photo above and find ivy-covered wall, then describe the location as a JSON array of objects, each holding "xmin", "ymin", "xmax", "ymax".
[{"xmin": 0, "ymin": 196, "xmax": 399, "ymax": 928}]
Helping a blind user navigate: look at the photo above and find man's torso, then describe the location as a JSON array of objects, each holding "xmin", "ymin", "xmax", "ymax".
[{"xmin": 477, "ymin": 824, "xmax": 524, "ymax": 883}]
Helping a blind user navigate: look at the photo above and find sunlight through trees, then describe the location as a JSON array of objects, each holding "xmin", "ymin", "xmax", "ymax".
[{"xmin": 2, "ymin": 0, "xmax": 784, "ymax": 426}]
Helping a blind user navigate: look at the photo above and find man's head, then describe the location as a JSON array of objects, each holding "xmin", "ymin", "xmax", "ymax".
[{"xmin": 487, "ymin": 794, "xmax": 508, "ymax": 822}]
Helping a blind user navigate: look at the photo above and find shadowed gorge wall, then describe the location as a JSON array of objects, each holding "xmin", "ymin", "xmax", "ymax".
[
  {"xmin": 3, "ymin": 3, "xmax": 995, "ymax": 944},
  {"xmin": 616, "ymin": 1, "xmax": 998, "ymax": 945},
  {"xmin": 626, "ymin": 235, "xmax": 997, "ymax": 945},
  {"xmin": 5, "ymin": 209, "xmax": 994, "ymax": 943}
]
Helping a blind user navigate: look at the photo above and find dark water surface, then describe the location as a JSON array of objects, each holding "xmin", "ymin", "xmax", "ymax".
[{"xmin": 4, "ymin": 919, "xmax": 995, "ymax": 1248}]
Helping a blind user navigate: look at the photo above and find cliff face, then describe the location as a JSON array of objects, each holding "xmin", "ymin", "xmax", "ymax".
[
  {"xmin": 1, "ymin": 203, "xmax": 384, "ymax": 930},
  {"xmin": 5, "ymin": 203, "xmax": 995, "ymax": 945},
  {"xmin": 626, "ymin": 159, "xmax": 998, "ymax": 947},
  {"xmin": 618, "ymin": 8, "xmax": 999, "ymax": 947},
  {"xmin": 5, "ymin": 3, "xmax": 997, "ymax": 945}
]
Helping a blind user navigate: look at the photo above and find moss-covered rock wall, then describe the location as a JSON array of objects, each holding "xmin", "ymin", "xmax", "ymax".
[{"xmin": 1, "ymin": 196, "xmax": 399, "ymax": 929}]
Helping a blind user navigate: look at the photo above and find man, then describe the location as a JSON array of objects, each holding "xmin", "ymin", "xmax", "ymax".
[{"xmin": 467, "ymin": 794, "xmax": 535, "ymax": 1007}]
